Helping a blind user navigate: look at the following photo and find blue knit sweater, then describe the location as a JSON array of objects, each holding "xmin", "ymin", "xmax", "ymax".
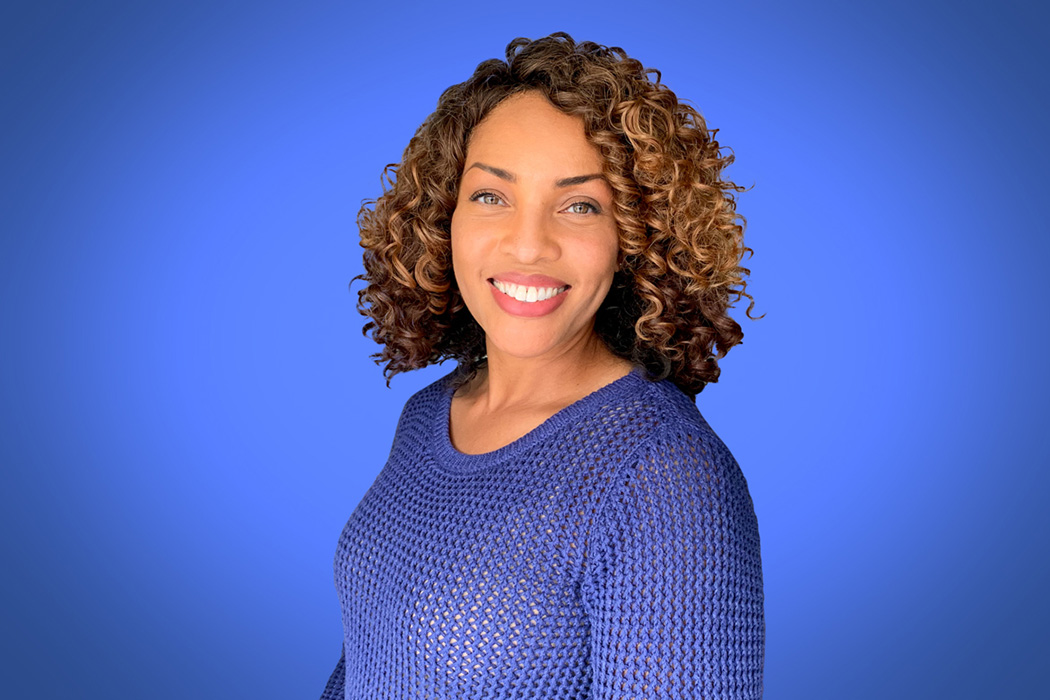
[{"xmin": 322, "ymin": 366, "xmax": 764, "ymax": 699}]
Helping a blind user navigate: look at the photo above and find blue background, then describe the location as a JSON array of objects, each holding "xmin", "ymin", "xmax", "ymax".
[{"xmin": 2, "ymin": 0, "xmax": 1047, "ymax": 697}]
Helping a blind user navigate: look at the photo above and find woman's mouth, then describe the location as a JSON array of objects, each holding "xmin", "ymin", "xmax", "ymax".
[
  {"xmin": 487, "ymin": 278, "xmax": 571, "ymax": 318},
  {"xmin": 490, "ymin": 278, "xmax": 570, "ymax": 303}
]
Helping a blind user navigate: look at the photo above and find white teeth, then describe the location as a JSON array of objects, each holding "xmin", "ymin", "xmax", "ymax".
[{"xmin": 492, "ymin": 279, "xmax": 568, "ymax": 303}]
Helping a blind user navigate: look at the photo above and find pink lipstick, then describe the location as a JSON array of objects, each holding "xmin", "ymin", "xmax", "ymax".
[{"xmin": 487, "ymin": 277, "xmax": 571, "ymax": 319}]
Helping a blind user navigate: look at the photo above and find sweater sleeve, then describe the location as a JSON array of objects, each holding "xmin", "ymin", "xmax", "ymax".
[
  {"xmin": 581, "ymin": 422, "xmax": 765, "ymax": 699},
  {"xmin": 318, "ymin": 648, "xmax": 345, "ymax": 700}
]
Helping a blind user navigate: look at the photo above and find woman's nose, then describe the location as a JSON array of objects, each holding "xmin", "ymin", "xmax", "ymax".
[{"xmin": 498, "ymin": 208, "xmax": 560, "ymax": 263}]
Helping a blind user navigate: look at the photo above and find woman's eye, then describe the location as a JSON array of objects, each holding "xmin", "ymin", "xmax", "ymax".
[
  {"xmin": 566, "ymin": 201, "xmax": 599, "ymax": 215},
  {"xmin": 471, "ymin": 192, "xmax": 503, "ymax": 206}
]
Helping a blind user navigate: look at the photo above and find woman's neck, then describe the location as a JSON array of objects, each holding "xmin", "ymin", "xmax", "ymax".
[{"xmin": 456, "ymin": 332, "xmax": 634, "ymax": 414}]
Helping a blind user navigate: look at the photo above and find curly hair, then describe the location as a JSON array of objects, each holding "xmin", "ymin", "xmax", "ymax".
[{"xmin": 352, "ymin": 32, "xmax": 759, "ymax": 399}]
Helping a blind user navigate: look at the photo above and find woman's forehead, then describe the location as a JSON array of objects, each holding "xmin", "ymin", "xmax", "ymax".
[{"xmin": 464, "ymin": 94, "xmax": 605, "ymax": 180}]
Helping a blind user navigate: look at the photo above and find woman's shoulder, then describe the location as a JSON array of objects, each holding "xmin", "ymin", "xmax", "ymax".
[
  {"xmin": 629, "ymin": 373, "xmax": 748, "ymax": 492},
  {"xmin": 632, "ymin": 370, "xmax": 717, "ymax": 439},
  {"xmin": 380, "ymin": 369, "xmax": 458, "ymax": 443}
]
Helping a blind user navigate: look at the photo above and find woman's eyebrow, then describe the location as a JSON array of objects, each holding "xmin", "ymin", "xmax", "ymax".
[
  {"xmin": 467, "ymin": 162, "xmax": 516, "ymax": 182},
  {"xmin": 466, "ymin": 162, "xmax": 605, "ymax": 188},
  {"xmin": 554, "ymin": 173, "xmax": 604, "ymax": 188}
]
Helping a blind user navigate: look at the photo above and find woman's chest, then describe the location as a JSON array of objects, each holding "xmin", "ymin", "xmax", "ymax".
[
  {"xmin": 333, "ymin": 461, "xmax": 604, "ymax": 685},
  {"xmin": 335, "ymin": 462, "xmax": 599, "ymax": 603}
]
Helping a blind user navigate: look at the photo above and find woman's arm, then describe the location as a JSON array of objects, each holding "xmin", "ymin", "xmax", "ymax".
[{"xmin": 581, "ymin": 421, "xmax": 765, "ymax": 699}]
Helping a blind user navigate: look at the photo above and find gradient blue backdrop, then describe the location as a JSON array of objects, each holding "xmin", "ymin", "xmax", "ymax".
[{"xmin": 2, "ymin": 1, "xmax": 1047, "ymax": 698}]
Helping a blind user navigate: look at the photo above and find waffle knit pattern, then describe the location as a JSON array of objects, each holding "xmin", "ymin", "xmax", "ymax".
[{"xmin": 322, "ymin": 366, "xmax": 764, "ymax": 699}]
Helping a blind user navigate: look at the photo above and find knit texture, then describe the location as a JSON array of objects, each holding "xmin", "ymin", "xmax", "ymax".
[{"xmin": 322, "ymin": 366, "xmax": 764, "ymax": 699}]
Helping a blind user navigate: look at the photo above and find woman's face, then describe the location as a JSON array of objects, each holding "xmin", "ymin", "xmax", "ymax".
[{"xmin": 450, "ymin": 91, "xmax": 620, "ymax": 365}]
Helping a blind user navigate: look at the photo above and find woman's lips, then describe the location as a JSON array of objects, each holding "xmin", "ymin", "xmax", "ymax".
[
  {"xmin": 491, "ymin": 272, "xmax": 569, "ymax": 287},
  {"xmin": 488, "ymin": 279, "xmax": 570, "ymax": 318}
]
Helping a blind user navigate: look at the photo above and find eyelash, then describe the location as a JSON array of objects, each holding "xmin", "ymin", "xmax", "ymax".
[{"xmin": 469, "ymin": 191, "xmax": 601, "ymax": 215}]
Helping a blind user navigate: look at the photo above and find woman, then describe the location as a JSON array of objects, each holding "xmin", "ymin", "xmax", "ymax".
[{"xmin": 322, "ymin": 32, "xmax": 764, "ymax": 699}]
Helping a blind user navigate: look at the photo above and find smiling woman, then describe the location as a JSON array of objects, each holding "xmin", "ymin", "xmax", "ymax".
[
  {"xmin": 447, "ymin": 91, "xmax": 635, "ymax": 453},
  {"xmin": 323, "ymin": 32, "xmax": 764, "ymax": 700}
]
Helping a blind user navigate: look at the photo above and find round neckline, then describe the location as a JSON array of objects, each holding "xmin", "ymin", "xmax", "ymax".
[{"xmin": 431, "ymin": 365, "xmax": 647, "ymax": 475}]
